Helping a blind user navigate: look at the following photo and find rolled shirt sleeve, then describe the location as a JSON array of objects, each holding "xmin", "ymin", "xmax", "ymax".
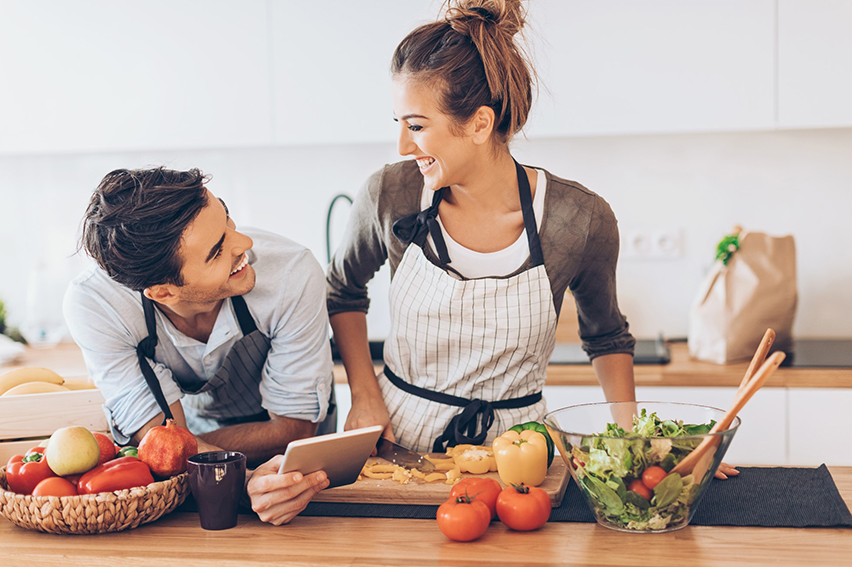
[{"xmin": 247, "ymin": 233, "xmax": 334, "ymax": 424}]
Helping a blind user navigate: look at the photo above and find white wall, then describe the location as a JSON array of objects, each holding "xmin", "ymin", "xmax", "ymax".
[
  {"xmin": 0, "ymin": 0, "xmax": 850, "ymax": 342},
  {"xmin": 2, "ymin": 127, "xmax": 851, "ymax": 340}
]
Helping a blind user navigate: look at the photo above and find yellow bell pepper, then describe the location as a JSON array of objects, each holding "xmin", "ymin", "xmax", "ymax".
[
  {"xmin": 446, "ymin": 444, "xmax": 498, "ymax": 475},
  {"xmin": 492, "ymin": 429, "xmax": 548, "ymax": 487}
]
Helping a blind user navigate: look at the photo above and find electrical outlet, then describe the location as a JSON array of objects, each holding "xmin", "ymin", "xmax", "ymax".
[{"xmin": 623, "ymin": 228, "xmax": 683, "ymax": 260}]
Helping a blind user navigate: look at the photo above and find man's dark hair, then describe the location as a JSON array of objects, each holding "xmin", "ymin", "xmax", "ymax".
[{"xmin": 80, "ymin": 167, "xmax": 209, "ymax": 291}]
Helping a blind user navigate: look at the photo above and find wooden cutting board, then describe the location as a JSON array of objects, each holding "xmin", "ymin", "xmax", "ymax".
[{"xmin": 313, "ymin": 457, "xmax": 571, "ymax": 506}]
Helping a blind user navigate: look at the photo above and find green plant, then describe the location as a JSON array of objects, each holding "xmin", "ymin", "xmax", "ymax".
[{"xmin": 0, "ymin": 297, "xmax": 27, "ymax": 343}]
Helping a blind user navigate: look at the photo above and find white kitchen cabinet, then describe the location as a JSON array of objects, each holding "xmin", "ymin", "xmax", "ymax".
[
  {"xmin": 269, "ymin": 0, "xmax": 433, "ymax": 146},
  {"xmin": 544, "ymin": 385, "xmax": 789, "ymax": 466},
  {"xmin": 525, "ymin": 0, "xmax": 776, "ymax": 137},
  {"xmin": 777, "ymin": 0, "xmax": 852, "ymax": 128},
  {"xmin": 788, "ymin": 389, "xmax": 852, "ymax": 466},
  {"xmin": 0, "ymin": 0, "xmax": 273, "ymax": 154}
]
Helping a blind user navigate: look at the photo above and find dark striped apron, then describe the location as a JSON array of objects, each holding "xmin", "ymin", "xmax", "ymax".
[{"xmin": 131, "ymin": 293, "xmax": 335, "ymax": 444}]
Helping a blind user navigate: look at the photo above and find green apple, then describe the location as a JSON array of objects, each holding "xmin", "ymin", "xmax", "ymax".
[{"xmin": 45, "ymin": 426, "xmax": 100, "ymax": 476}]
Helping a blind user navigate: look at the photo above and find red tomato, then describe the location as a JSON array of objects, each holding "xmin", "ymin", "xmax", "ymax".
[
  {"xmin": 32, "ymin": 477, "xmax": 78, "ymax": 497},
  {"xmin": 450, "ymin": 477, "xmax": 502, "ymax": 519},
  {"xmin": 436, "ymin": 495, "xmax": 491, "ymax": 542},
  {"xmin": 496, "ymin": 484, "xmax": 552, "ymax": 531},
  {"xmin": 92, "ymin": 432, "xmax": 118, "ymax": 466},
  {"xmin": 628, "ymin": 479, "xmax": 653, "ymax": 501},
  {"xmin": 641, "ymin": 466, "xmax": 668, "ymax": 490}
]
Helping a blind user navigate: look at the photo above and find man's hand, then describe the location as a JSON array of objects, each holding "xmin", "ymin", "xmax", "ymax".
[{"xmin": 247, "ymin": 455, "xmax": 330, "ymax": 525}]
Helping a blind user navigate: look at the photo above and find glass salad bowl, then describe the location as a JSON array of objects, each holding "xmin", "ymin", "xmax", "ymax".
[{"xmin": 544, "ymin": 401, "xmax": 740, "ymax": 533}]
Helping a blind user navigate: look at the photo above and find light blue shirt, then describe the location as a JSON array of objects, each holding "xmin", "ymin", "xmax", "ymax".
[{"xmin": 64, "ymin": 228, "xmax": 333, "ymax": 438}]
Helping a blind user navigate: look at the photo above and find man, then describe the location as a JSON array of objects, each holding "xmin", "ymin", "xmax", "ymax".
[{"xmin": 64, "ymin": 167, "xmax": 333, "ymax": 524}]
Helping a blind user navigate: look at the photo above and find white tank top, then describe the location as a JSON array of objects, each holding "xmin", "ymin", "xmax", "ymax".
[{"xmin": 423, "ymin": 168, "xmax": 546, "ymax": 278}]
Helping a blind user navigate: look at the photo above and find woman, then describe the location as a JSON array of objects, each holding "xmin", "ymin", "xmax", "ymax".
[{"xmin": 328, "ymin": 0, "xmax": 636, "ymax": 454}]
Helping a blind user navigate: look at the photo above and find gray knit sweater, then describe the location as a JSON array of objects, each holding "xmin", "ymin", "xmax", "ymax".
[{"xmin": 327, "ymin": 160, "xmax": 635, "ymax": 360}]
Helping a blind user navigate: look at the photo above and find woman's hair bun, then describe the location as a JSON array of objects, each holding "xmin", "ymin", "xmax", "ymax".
[{"xmin": 445, "ymin": 0, "xmax": 525, "ymax": 38}]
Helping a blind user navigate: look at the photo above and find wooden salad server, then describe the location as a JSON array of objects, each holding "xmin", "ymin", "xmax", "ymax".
[{"xmin": 670, "ymin": 332, "xmax": 784, "ymax": 480}]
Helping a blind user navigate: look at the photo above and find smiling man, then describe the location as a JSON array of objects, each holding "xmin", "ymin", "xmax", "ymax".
[{"xmin": 63, "ymin": 167, "xmax": 335, "ymax": 524}]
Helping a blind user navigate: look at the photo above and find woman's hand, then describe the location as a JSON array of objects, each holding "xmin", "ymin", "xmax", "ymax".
[
  {"xmin": 247, "ymin": 455, "xmax": 329, "ymax": 525},
  {"xmin": 345, "ymin": 390, "xmax": 392, "ymax": 435},
  {"xmin": 714, "ymin": 462, "xmax": 740, "ymax": 480},
  {"xmin": 345, "ymin": 390, "xmax": 395, "ymax": 453}
]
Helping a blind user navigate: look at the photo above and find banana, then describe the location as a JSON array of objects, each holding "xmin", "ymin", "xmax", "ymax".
[
  {"xmin": 1, "ymin": 381, "xmax": 70, "ymax": 396},
  {"xmin": 0, "ymin": 366, "xmax": 65, "ymax": 395},
  {"xmin": 62, "ymin": 379, "xmax": 97, "ymax": 391}
]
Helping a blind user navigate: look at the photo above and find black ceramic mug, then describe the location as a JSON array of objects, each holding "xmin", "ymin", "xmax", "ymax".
[{"xmin": 187, "ymin": 451, "xmax": 247, "ymax": 530}]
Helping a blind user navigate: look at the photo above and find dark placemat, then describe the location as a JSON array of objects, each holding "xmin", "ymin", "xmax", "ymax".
[{"xmin": 296, "ymin": 466, "xmax": 852, "ymax": 528}]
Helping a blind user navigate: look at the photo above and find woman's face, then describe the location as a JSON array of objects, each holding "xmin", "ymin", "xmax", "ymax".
[{"xmin": 392, "ymin": 76, "xmax": 477, "ymax": 192}]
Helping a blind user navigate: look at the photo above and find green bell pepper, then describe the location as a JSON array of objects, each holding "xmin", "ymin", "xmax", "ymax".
[{"xmin": 117, "ymin": 446, "xmax": 138, "ymax": 459}]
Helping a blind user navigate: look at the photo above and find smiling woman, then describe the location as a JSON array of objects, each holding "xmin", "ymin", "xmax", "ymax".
[{"xmin": 327, "ymin": 0, "xmax": 636, "ymax": 456}]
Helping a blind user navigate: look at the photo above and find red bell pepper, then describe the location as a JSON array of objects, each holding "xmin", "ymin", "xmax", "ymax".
[
  {"xmin": 5, "ymin": 448, "xmax": 57, "ymax": 495},
  {"xmin": 77, "ymin": 456, "xmax": 155, "ymax": 495}
]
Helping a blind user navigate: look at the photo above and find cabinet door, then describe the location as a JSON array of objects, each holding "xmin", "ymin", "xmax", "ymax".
[
  {"xmin": 777, "ymin": 0, "xmax": 852, "ymax": 127},
  {"xmin": 270, "ymin": 0, "xmax": 434, "ymax": 146},
  {"xmin": 0, "ymin": 0, "xmax": 272, "ymax": 154},
  {"xmin": 788, "ymin": 389, "xmax": 852, "ymax": 466},
  {"xmin": 526, "ymin": 0, "xmax": 776, "ymax": 136}
]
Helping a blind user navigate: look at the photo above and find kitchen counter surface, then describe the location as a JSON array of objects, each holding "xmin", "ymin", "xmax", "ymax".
[
  {"xmin": 7, "ymin": 341, "xmax": 850, "ymax": 389},
  {"xmin": 1, "ymin": 467, "xmax": 850, "ymax": 566}
]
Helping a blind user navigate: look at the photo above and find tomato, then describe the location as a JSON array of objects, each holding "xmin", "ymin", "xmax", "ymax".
[
  {"xmin": 32, "ymin": 477, "xmax": 78, "ymax": 497},
  {"xmin": 628, "ymin": 479, "xmax": 653, "ymax": 501},
  {"xmin": 641, "ymin": 466, "xmax": 668, "ymax": 490},
  {"xmin": 436, "ymin": 495, "xmax": 491, "ymax": 542},
  {"xmin": 495, "ymin": 484, "xmax": 552, "ymax": 531},
  {"xmin": 450, "ymin": 477, "xmax": 502, "ymax": 519}
]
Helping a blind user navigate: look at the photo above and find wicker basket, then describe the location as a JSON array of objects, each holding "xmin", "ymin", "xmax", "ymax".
[{"xmin": 0, "ymin": 466, "xmax": 189, "ymax": 534}]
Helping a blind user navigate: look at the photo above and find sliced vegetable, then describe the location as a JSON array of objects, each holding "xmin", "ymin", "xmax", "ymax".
[
  {"xmin": 446, "ymin": 444, "xmax": 497, "ymax": 474},
  {"xmin": 492, "ymin": 430, "xmax": 548, "ymax": 487}
]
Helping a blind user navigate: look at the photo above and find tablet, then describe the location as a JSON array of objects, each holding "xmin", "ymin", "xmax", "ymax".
[{"xmin": 277, "ymin": 425, "xmax": 383, "ymax": 489}]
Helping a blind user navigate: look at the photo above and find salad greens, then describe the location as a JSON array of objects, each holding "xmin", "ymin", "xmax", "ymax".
[{"xmin": 571, "ymin": 409, "xmax": 715, "ymax": 531}]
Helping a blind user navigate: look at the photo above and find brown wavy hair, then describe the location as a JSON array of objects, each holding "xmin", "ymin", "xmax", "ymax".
[
  {"xmin": 79, "ymin": 167, "xmax": 209, "ymax": 291},
  {"xmin": 391, "ymin": 0, "xmax": 535, "ymax": 146}
]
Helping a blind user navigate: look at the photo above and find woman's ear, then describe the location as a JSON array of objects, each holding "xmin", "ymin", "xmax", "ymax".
[{"xmin": 469, "ymin": 105, "xmax": 495, "ymax": 145}]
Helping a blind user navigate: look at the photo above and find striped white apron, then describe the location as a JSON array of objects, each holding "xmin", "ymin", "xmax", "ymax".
[{"xmin": 383, "ymin": 160, "xmax": 558, "ymax": 452}]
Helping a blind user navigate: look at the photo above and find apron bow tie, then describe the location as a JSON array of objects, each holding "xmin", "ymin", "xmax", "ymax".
[
  {"xmin": 392, "ymin": 188, "xmax": 452, "ymax": 265},
  {"xmin": 432, "ymin": 398, "xmax": 495, "ymax": 452}
]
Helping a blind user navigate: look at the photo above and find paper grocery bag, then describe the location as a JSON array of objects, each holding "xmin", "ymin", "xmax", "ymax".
[{"xmin": 688, "ymin": 231, "xmax": 797, "ymax": 364}]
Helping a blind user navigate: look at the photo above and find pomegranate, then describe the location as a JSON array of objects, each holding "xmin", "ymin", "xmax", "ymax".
[{"xmin": 138, "ymin": 419, "xmax": 198, "ymax": 477}]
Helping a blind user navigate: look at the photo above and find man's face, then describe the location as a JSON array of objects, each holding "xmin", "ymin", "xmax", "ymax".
[{"xmin": 172, "ymin": 189, "xmax": 256, "ymax": 304}]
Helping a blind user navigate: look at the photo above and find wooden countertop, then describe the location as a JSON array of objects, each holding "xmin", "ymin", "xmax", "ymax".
[
  {"xmin": 1, "ymin": 467, "xmax": 850, "ymax": 566},
  {"xmin": 4, "ymin": 341, "xmax": 852, "ymax": 389}
]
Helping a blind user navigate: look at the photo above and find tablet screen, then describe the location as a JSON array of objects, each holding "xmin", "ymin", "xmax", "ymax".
[{"xmin": 277, "ymin": 425, "xmax": 383, "ymax": 489}]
